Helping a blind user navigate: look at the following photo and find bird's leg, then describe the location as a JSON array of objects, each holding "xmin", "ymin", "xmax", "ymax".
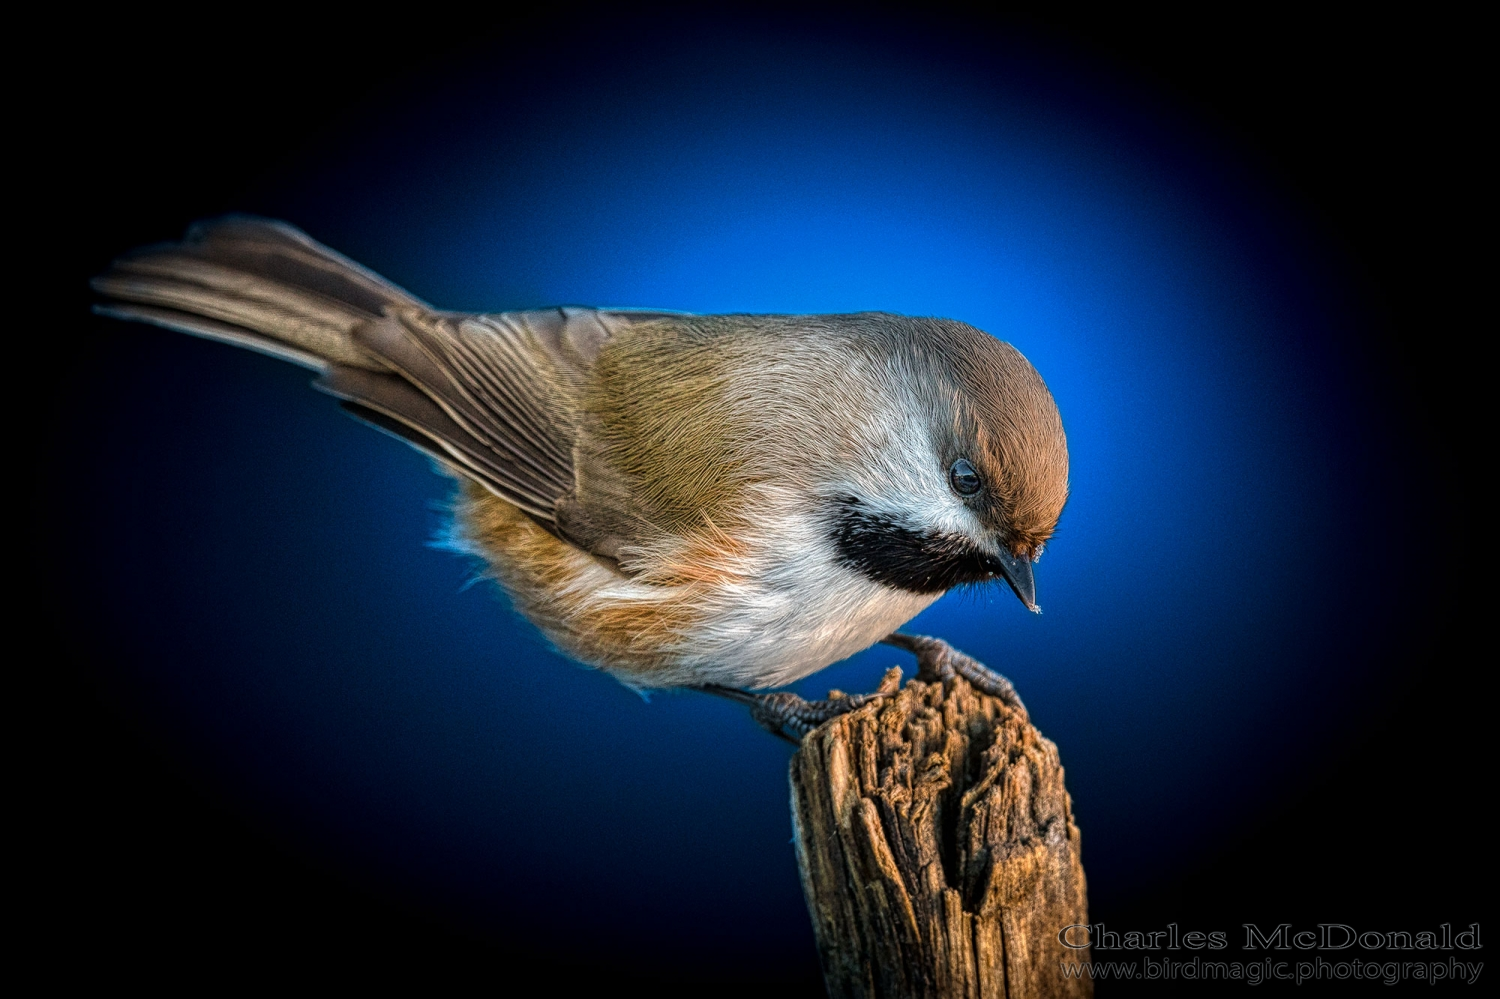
[
  {"xmin": 696, "ymin": 670, "xmax": 901, "ymax": 744},
  {"xmin": 881, "ymin": 632, "xmax": 1028, "ymax": 718},
  {"xmin": 699, "ymin": 636, "xmax": 1022, "ymax": 742}
]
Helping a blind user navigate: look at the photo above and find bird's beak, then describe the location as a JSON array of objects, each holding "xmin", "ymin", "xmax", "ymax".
[{"xmin": 992, "ymin": 548, "xmax": 1039, "ymax": 613}]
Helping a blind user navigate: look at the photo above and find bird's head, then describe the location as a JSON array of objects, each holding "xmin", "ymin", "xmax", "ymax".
[{"xmin": 825, "ymin": 317, "xmax": 1069, "ymax": 612}]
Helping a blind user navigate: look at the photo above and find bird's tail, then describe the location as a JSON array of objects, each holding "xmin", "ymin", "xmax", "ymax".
[{"xmin": 90, "ymin": 215, "xmax": 425, "ymax": 373}]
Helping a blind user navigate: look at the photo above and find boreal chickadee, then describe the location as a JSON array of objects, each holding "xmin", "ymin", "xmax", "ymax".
[{"xmin": 93, "ymin": 218, "xmax": 1068, "ymax": 695}]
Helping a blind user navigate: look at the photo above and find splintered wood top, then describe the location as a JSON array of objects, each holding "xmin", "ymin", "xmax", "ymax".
[{"xmin": 791, "ymin": 670, "xmax": 1091, "ymax": 999}]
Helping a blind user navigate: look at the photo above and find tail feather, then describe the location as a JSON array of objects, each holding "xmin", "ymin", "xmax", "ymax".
[
  {"xmin": 90, "ymin": 215, "xmax": 425, "ymax": 372},
  {"xmin": 92, "ymin": 216, "xmax": 582, "ymax": 531},
  {"xmin": 170, "ymin": 216, "xmax": 429, "ymax": 316},
  {"xmin": 92, "ymin": 302, "xmax": 330, "ymax": 370}
]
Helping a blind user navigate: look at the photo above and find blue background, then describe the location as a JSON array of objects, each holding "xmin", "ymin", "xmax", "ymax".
[{"xmin": 54, "ymin": 13, "xmax": 1441, "ymax": 987}]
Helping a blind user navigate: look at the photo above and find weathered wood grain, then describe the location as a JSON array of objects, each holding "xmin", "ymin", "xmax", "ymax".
[{"xmin": 790, "ymin": 668, "xmax": 1090, "ymax": 999}]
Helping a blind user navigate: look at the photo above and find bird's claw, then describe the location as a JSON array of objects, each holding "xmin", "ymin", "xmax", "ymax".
[
  {"xmin": 697, "ymin": 669, "xmax": 900, "ymax": 743},
  {"xmin": 701, "ymin": 634, "xmax": 1023, "ymax": 742},
  {"xmin": 881, "ymin": 632, "xmax": 1027, "ymax": 718}
]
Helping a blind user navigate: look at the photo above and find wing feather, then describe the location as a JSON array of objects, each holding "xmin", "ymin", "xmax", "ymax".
[
  {"xmin": 419, "ymin": 316, "xmax": 573, "ymax": 465},
  {"xmin": 349, "ymin": 316, "xmax": 573, "ymax": 500},
  {"xmin": 316, "ymin": 366, "xmax": 560, "ymax": 523}
]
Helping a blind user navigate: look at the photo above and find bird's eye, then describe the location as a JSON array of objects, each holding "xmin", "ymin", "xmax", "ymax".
[{"xmin": 949, "ymin": 458, "xmax": 982, "ymax": 496}]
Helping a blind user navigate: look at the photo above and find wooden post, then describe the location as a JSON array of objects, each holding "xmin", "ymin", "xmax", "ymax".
[{"xmin": 790, "ymin": 667, "xmax": 1091, "ymax": 999}]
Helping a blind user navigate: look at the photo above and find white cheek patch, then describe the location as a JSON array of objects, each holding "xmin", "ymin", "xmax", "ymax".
[{"xmin": 835, "ymin": 392, "xmax": 987, "ymax": 544}]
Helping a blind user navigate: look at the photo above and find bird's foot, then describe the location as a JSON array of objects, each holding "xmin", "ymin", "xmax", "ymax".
[
  {"xmin": 697, "ymin": 668, "xmax": 902, "ymax": 744},
  {"xmin": 881, "ymin": 632, "xmax": 1027, "ymax": 718}
]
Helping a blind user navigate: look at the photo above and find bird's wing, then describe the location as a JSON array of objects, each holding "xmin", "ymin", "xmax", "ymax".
[{"xmin": 319, "ymin": 306, "xmax": 684, "ymax": 534}]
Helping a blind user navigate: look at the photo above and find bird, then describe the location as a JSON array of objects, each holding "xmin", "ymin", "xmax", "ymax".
[{"xmin": 92, "ymin": 217, "xmax": 1069, "ymax": 738}]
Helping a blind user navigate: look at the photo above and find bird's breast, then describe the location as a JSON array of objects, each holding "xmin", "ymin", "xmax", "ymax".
[{"xmin": 450, "ymin": 484, "xmax": 938, "ymax": 689}]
